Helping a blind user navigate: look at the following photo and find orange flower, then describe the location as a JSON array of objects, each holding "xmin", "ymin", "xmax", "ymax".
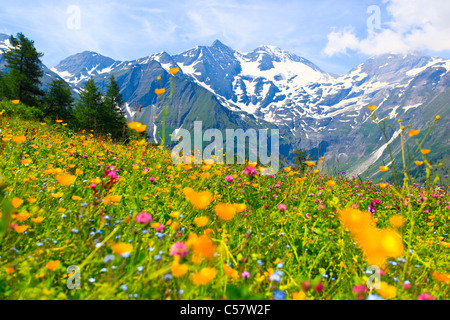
[
  {"xmin": 232, "ymin": 203, "xmax": 246, "ymax": 213},
  {"xmin": 13, "ymin": 136, "xmax": 26, "ymax": 144},
  {"xmin": 72, "ymin": 196, "xmax": 82, "ymax": 201},
  {"xmin": 223, "ymin": 264, "xmax": 239, "ymax": 279},
  {"xmin": 127, "ymin": 122, "xmax": 147, "ymax": 133},
  {"xmin": 111, "ymin": 243, "xmax": 133, "ymax": 255},
  {"xmin": 6, "ymin": 267, "xmax": 14, "ymax": 274},
  {"xmin": 155, "ymin": 88, "xmax": 166, "ymax": 95},
  {"xmin": 432, "ymin": 271, "xmax": 450, "ymax": 284},
  {"xmin": 421, "ymin": 149, "xmax": 430, "ymax": 155},
  {"xmin": 11, "ymin": 197, "xmax": 23, "ymax": 208},
  {"xmin": 31, "ymin": 217, "xmax": 45, "ymax": 223},
  {"xmin": 376, "ymin": 281, "xmax": 396, "ymax": 299},
  {"xmin": 368, "ymin": 105, "xmax": 377, "ymax": 111},
  {"xmin": 339, "ymin": 208, "xmax": 374, "ymax": 234},
  {"xmin": 389, "ymin": 215, "xmax": 404, "ymax": 228},
  {"xmin": 408, "ymin": 130, "xmax": 420, "ymax": 137},
  {"xmin": 184, "ymin": 188, "xmax": 213, "ymax": 209},
  {"xmin": 379, "ymin": 229, "xmax": 404, "ymax": 257},
  {"xmin": 292, "ymin": 291, "xmax": 306, "ymax": 300},
  {"xmin": 326, "ymin": 180, "xmax": 336, "ymax": 187},
  {"xmin": 171, "ymin": 260, "xmax": 188, "ymax": 277},
  {"xmin": 14, "ymin": 225, "xmax": 28, "ymax": 233},
  {"xmin": 194, "ymin": 216, "xmax": 209, "ymax": 227},
  {"xmin": 379, "ymin": 166, "xmax": 389, "ymax": 172},
  {"xmin": 214, "ymin": 203, "xmax": 236, "ymax": 221},
  {"xmin": 414, "ymin": 161, "xmax": 423, "ymax": 166},
  {"xmin": 46, "ymin": 260, "xmax": 60, "ymax": 271},
  {"xmin": 192, "ymin": 267, "xmax": 217, "ymax": 285},
  {"xmin": 56, "ymin": 174, "xmax": 76, "ymax": 186},
  {"xmin": 191, "ymin": 234, "xmax": 215, "ymax": 259},
  {"xmin": 12, "ymin": 100, "xmax": 20, "ymax": 104},
  {"xmin": 16, "ymin": 211, "xmax": 30, "ymax": 221},
  {"xmin": 306, "ymin": 161, "xmax": 316, "ymax": 167},
  {"xmin": 169, "ymin": 67, "xmax": 180, "ymax": 75}
]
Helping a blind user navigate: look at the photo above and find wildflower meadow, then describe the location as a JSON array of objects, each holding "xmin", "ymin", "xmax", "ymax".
[{"xmin": 0, "ymin": 76, "xmax": 448, "ymax": 301}]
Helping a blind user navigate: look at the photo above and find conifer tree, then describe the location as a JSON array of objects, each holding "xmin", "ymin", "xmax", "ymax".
[
  {"xmin": 74, "ymin": 77, "xmax": 103, "ymax": 132},
  {"xmin": 2, "ymin": 33, "xmax": 44, "ymax": 106},
  {"xmin": 44, "ymin": 79, "xmax": 74, "ymax": 120}
]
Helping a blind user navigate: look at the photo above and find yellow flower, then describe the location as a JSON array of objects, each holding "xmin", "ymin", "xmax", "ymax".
[
  {"xmin": 169, "ymin": 67, "xmax": 180, "ymax": 75},
  {"xmin": 408, "ymin": 130, "xmax": 420, "ymax": 137},
  {"xmin": 379, "ymin": 166, "xmax": 389, "ymax": 172},
  {"xmin": 127, "ymin": 122, "xmax": 147, "ymax": 133},
  {"xmin": 368, "ymin": 105, "xmax": 377, "ymax": 111},
  {"xmin": 56, "ymin": 174, "xmax": 76, "ymax": 186},
  {"xmin": 11, "ymin": 197, "xmax": 23, "ymax": 208},
  {"xmin": 379, "ymin": 183, "xmax": 388, "ymax": 188},
  {"xmin": 72, "ymin": 196, "xmax": 82, "ymax": 201},
  {"xmin": 46, "ymin": 260, "xmax": 60, "ymax": 271},
  {"xmin": 284, "ymin": 167, "xmax": 291, "ymax": 173},
  {"xmin": 111, "ymin": 243, "xmax": 133, "ymax": 255},
  {"xmin": 379, "ymin": 229, "xmax": 404, "ymax": 257},
  {"xmin": 194, "ymin": 216, "xmax": 209, "ymax": 227},
  {"xmin": 414, "ymin": 161, "xmax": 423, "ymax": 166},
  {"xmin": 214, "ymin": 203, "xmax": 236, "ymax": 221},
  {"xmin": 192, "ymin": 267, "xmax": 217, "ymax": 285},
  {"xmin": 13, "ymin": 135, "xmax": 26, "ymax": 144},
  {"xmin": 155, "ymin": 88, "xmax": 166, "ymax": 95},
  {"xmin": 436, "ymin": 115, "xmax": 440, "ymax": 120},
  {"xmin": 420, "ymin": 149, "xmax": 430, "ymax": 155}
]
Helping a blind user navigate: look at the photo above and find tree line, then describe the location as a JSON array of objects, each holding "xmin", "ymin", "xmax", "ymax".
[{"xmin": 0, "ymin": 32, "xmax": 129, "ymax": 141}]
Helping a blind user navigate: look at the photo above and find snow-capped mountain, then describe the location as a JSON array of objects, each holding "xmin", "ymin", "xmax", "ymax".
[
  {"xmin": 51, "ymin": 51, "xmax": 123, "ymax": 85},
  {"xmin": 2, "ymin": 35, "xmax": 448, "ymax": 178}
]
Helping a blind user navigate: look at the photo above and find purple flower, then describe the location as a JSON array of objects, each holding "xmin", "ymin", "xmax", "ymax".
[{"xmin": 135, "ymin": 212, "xmax": 153, "ymax": 224}]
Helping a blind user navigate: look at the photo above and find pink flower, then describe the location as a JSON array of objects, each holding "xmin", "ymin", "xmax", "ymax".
[
  {"xmin": 241, "ymin": 271, "xmax": 250, "ymax": 279},
  {"xmin": 277, "ymin": 204, "xmax": 287, "ymax": 212},
  {"xmin": 353, "ymin": 285, "xmax": 368, "ymax": 295},
  {"xmin": 170, "ymin": 242, "xmax": 189, "ymax": 258},
  {"xmin": 154, "ymin": 223, "xmax": 165, "ymax": 232},
  {"xmin": 225, "ymin": 175, "xmax": 234, "ymax": 182},
  {"xmin": 244, "ymin": 166, "xmax": 257, "ymax": 176},
  {"xmin": 149, "ymin": 177, "xmax": 156, "ymax": 183},
  {"xmin": 417, "ymin": 293, "xmax": 436, "ymax": 300},
  {"xmin": 135, "ymin": 211, "xmax": 153, "ymax": 224},
  {"xmin": 90, "ymin": 183, "xmax": 97, "ymax": 189}
]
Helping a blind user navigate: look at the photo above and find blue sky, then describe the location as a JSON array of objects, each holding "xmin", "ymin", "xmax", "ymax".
[{"xmin": 1, "ymin": 0, "xmax": 450, "ymax": 75}]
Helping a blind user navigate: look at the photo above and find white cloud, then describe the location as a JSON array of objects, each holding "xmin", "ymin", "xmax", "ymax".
[{"xmin": 323, "ymin": 0, "xmax": 450, "ymax": 56}]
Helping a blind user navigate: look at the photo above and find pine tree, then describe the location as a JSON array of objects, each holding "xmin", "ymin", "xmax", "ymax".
[
  {"xmin": 100, "ymin": 75, "xmax": 127, "ymax": 140},
  {"xmin": 74, "ymin": 77, "xmax": 103, "ymax": 132},
  {"xmin": 44, "ymin": 79, "xmax": 74, "ymax": 120},
  {"xmin": 2, "ymin": 33, "xmax": 44, "ymax": 106}
]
